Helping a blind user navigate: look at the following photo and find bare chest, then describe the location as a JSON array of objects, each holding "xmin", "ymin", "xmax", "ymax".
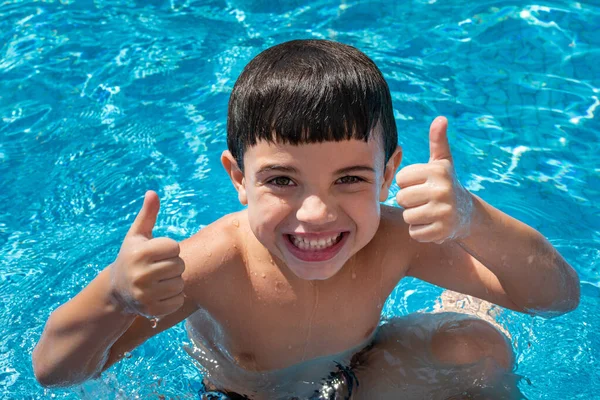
[{"xmin": 194, "ymin": 260, "xmax": 399, "ymax": 372}]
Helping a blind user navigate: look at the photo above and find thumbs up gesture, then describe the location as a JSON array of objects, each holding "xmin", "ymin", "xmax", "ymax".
[
  {"xmin": 395, "ymin": 117, "xmax": 473, "ymax": 244},
  {"xmin": 109, "ymin": 191, "xmax": 185, "ymax": 318}
]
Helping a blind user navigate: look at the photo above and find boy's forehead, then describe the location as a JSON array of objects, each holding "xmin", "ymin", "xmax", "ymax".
[{"xmin": 244, "ymin": 137, "xmax": 385, "ymax": 171}]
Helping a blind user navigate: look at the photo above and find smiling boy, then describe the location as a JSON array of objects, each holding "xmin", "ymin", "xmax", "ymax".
[{"xmin": 33, "ymin": 40, "xmax": 580, "ymax": 399}]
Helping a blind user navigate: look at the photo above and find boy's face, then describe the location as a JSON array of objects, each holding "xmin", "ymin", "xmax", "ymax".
[{"xmin": 223, "ymin": 134, "xmax": 401, "ymax": 281}]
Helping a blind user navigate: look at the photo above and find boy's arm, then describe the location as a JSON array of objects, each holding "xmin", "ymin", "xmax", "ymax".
[
  {"xmin": 396, "ymin": 117, "xmax": 579, "ymax": 316},
  {"xmin": 33, "ymin": 192, "xmax": 243, "ymax": 387},
  {"xmin": 32, "ymin": 191, "xmax": 196, "ymax": 387},
  {"xmin": 406, "ymin": 194, "xmax": 580, "ymax": 315},
  {"xmin": 32, "ymin": 267, "xmax": 198, "ymax": 386}
]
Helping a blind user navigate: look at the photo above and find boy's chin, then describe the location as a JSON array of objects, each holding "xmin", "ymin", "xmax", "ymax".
[{"xmin": 287, "ymin": 262, "xmax": 344, "ymax": 281}]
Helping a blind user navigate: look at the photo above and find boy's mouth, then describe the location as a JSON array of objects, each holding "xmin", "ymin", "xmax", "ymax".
[{"xmin": 284, "ymin": 232, "xmax": 348, "ymax": 262}]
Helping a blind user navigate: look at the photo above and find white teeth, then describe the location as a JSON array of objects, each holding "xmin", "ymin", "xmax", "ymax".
[{"xmin": 290, "ymin": 233, "xmax": 342, "ymax": 250}]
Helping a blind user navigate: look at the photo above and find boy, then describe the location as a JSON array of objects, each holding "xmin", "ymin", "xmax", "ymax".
[{"xmin": 32, "ymin": 40, "xmax": 579, "ymax": 399}]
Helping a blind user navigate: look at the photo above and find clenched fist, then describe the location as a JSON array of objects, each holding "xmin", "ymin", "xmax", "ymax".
[
  {"xmin": 395, "ymin": 117, "xmax": 473, "ymax": 244},
  {"xmin": 109, "ymin": 191, "xmax": 185, "ymax": 318}
]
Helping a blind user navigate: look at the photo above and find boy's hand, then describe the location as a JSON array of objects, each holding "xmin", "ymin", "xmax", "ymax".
[
  {"xmin": 395, "ymin": 117, "xmax": 473, "ymax": 244},
  {"xmin": 109, "ymin": 191, "xmax": 185, "ymax": 318}
]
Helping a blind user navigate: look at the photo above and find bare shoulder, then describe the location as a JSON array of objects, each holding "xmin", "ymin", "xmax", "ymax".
[
  {"xmin": 179, "ymin": 210, "xmax": 249, "ymax": 307},
  {"xmin": 379, "ymin": 204, "xmax": 408, "ymax": 230},
  {"xmin": 375, "ymin": 205, "xmax": 413, "ymax": 252},
  {"xmin": 358, "ymin": 205, "xmax": 416, "ymax": 283}
]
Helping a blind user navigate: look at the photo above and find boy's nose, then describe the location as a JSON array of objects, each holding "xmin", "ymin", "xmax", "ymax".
[{"xmin": 296, "ymin": 195, "xmax": 337, "ymax": 225}]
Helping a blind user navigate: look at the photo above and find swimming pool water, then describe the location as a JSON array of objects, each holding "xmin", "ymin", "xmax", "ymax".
[{"xmin": 1, "ymin": 0, "xmax": 599, "ymax": 398}]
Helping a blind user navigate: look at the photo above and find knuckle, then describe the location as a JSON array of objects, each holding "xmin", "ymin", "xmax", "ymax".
[
  {"xmin": 129, "ymin": 246, "xmax": 146, "ymax": 260},
  {"xmin": 437, "ymin": 163, "xmax": 449, "ymax": 175},
  {"xmin": 161, "ymin": 237, "xmax": 178, "ymax": 248},
  {"xmin": 395, "ymin": 192, "xmax": 405, "ymax": 205},
  {"xmin": 155, "ymin": 237, "xmax": 180, "ymax": 255},
  {"xmin": 402, "ymin": 209, "xmax": 414, "ymax": 224},
  {"xmin": 438, "ymin": 204, "xmax": 453, "ymax": 218},
  {"xmin": 172, "ymin": 241, "xmax": 181, "ymax": 254},
  {"xmin": 129, "ymin": 270, "xmax": 145, "ymax": 285},
  {"xmin": 434, "ymin": 183, "xmax": 451, "ymax": 198},
  {"xmin": 177, "ymin": 259, "xmax": 186, "ymax": 274},
  {"xmin": 409, "ymin": 231, "xmax": 427, "ymax": 242}
]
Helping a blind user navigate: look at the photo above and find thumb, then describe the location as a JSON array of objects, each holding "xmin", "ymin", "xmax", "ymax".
[
  {"xmin": 428, "ymin": 116, "xmax": 452, "ymax": 163},
  {"xmin": 127, "ymin": 190, "xmax": 160, "ymax": 239}
]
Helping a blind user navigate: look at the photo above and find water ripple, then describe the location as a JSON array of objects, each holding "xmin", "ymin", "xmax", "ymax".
[{"xmin": 1, "ymin": 0, "xmax": 599, "ymax": 398}]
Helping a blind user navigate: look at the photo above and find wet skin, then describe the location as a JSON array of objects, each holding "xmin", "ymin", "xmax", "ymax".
[
  {"xmin": 182, "ymin": 208, "xmax": 518, "ymax": 399},
  {"xmin": 103, "ymin": 138, "xmax": 522, "ymax": 398},
  {"xmin": 183, "ymin": 137, "xmax": 517, "ymax": 398},
  {"xmin": 33, "ymin": 120, "xmax": 577, "ymax": 396}
]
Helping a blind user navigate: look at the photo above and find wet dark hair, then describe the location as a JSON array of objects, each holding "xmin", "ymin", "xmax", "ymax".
[{"xmin": 227, "ymin": 39, "xmax": 397, "ymax": 171}]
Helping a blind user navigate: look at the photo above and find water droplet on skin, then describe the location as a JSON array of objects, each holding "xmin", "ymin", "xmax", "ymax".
[
  {"xmin": 232, "ymin": 219, "xmax": 239, "ymax": 227},
  {"xmin": 351, "ymin": 271, "xmax": 356, "ymax": 279},
  {"xmin": 288, "ymin": 345, "xmax": 292, "ymax": 350},
  {"xmin": 207, "ymin": 252, "xmax": 212, "ymax": 257},
  {"xmin": 261, "ymin": 273, "xmax": 266, "ymax": 279},
  {"xmin": 124, "ymin": 351, "xmax": 132, "ymax": 359}
]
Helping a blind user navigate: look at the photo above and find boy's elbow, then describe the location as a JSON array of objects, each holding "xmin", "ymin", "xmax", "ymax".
[
  {"xmin": 33, "ymin": 360, "xmax": 90, "ymax": 388},
  {"xmin": 33, "ymin": 366, "xmax": 59, "ymax": 388},
  {"xmin": 32, "ymin": 345, "xmax": 95, "ymax": 388},
  {"xmin": 563, "ymin": 276, "xmax": 581, "ymax": 314},
  {"xmin": 529, "ymin": 271, "xmax": 580, "ymax": 319},
  {"xmin": 32, "ymin": 349, "xmax": 59, "ymax": 388},
  {"xmin": 558, "ymin": 263, "xmax": 581, "ymax": 315},
  {"xmin": 32, "ymin": 347, "xmax": 64, "ymax": 388}
]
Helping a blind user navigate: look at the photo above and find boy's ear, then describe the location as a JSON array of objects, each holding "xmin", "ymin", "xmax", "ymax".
[
  {"xmin": 221, "ymin": 150, "xmax": 248, "ymax": 205},
  {"xmin": 379, "ymin": 145, "xmax": 403, "ymax": 202}
]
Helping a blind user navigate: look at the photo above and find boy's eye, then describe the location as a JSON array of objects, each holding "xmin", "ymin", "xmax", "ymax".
[
  {"xmin": 336, "ymin": 176, "xmax": 364, "ymax": 184},
  {"xmin": 268, "ymin": 177, "xmax": 295, "ymax": 186}
]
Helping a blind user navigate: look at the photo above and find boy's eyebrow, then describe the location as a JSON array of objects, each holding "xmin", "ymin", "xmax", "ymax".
[
  {"xmin": 255, "ymin": 164, "xmax": 299, "ymax": 175},
  {"xmin": 255, "ymin": 164, "xmax": 376, "ymax": 175},
  {"xmin": 334, "ymin": 165, "xmax": 376, "ymax": 175}
]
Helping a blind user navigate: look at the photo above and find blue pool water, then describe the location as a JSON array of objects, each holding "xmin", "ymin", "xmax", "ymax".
[{"xmin": 1, "ymin": 0, "xmax": 599, "ymax": 398}]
